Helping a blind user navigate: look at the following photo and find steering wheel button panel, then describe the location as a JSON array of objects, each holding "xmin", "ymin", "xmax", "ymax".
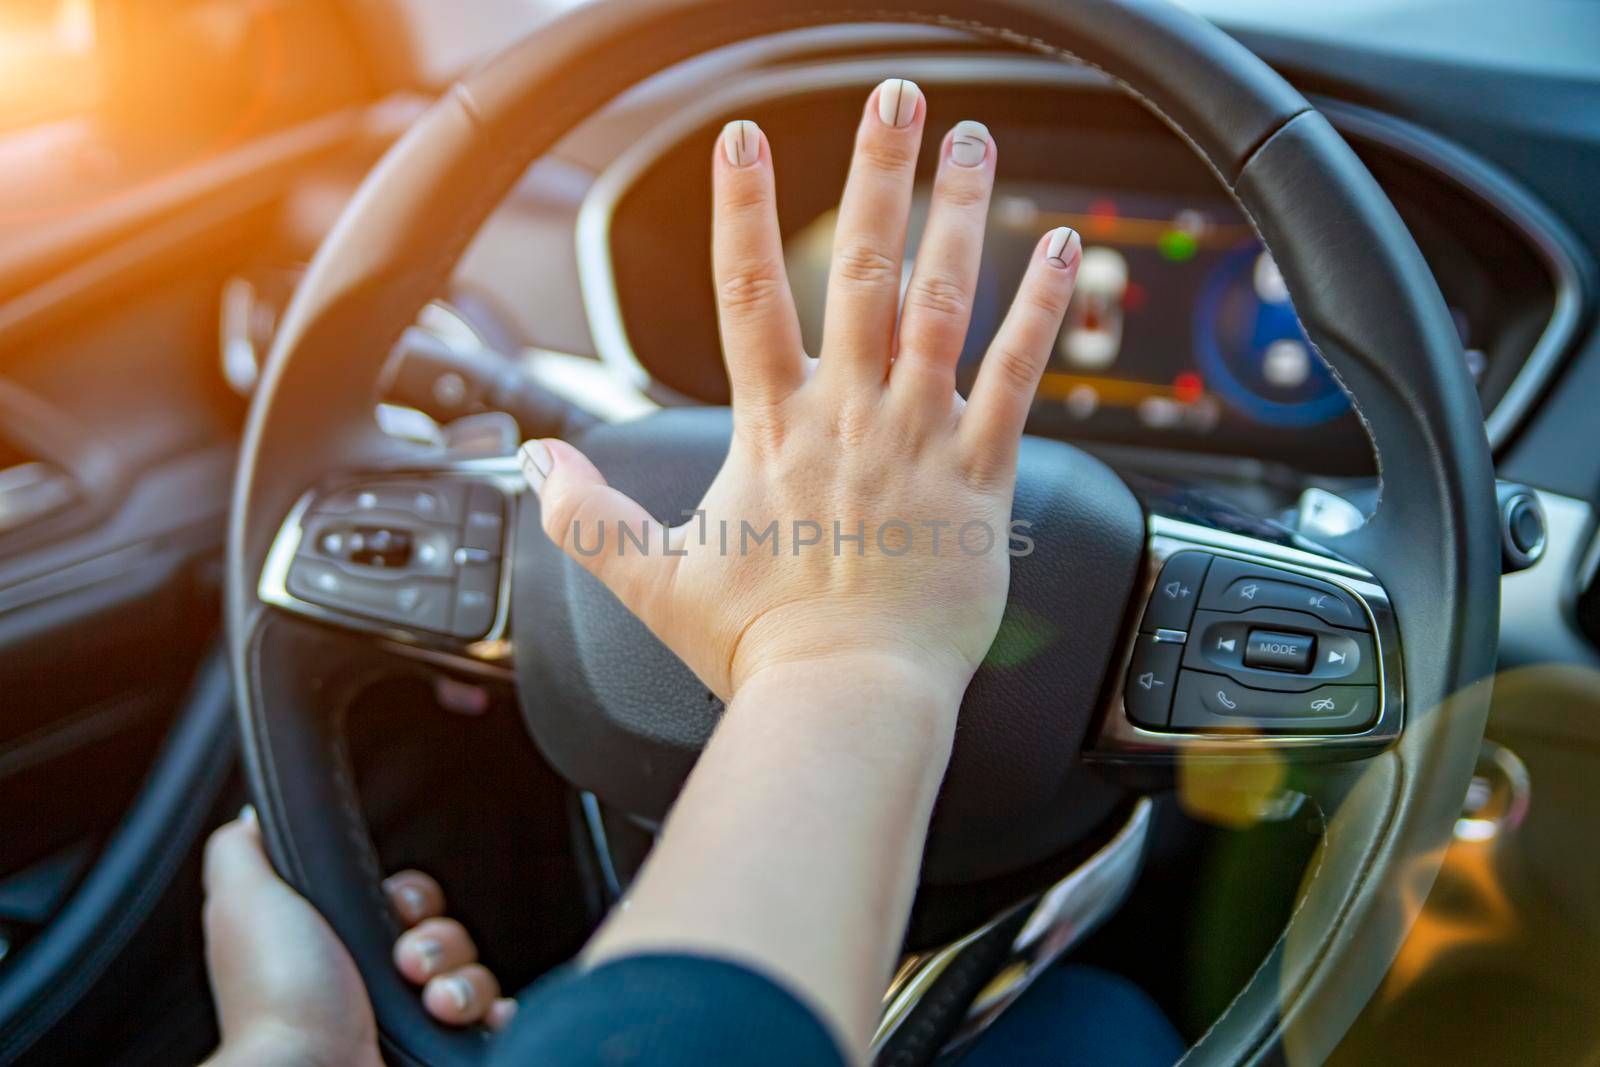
[
  {"xmin": 1139, "ymin": 551, "xmax": 1212, "ymax": 633},
  {"xmin": 1104, "ymin": 521, "xmax": 1400, "ymax": 753},
  {"xmin": 1125, "ymin": 634, "xmax": 1183, "ymax": 728},
  {"xmin": 1172, "ymin": 671, "xmax": 1379, "ymax": 733},
  {"xmin": 1199, "ymin": 555, "xmax": 1365, "ymax": 629},
  {"xmin": 263, "ymin": 473, "xmax": 517, "ymax": 653}
]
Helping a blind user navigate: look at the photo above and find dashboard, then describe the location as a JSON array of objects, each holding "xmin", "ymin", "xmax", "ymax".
[
  {"xmin": 583, "ymin": 62, "xmax": 1581, "ymax": 477},
  {"xmin": 786, "ymin": 183, "xmax": 1354, "ymax": 462}
]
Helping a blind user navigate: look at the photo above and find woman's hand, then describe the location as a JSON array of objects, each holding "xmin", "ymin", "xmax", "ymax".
[
  {"xmin": 527, "ymin": 80, "xmax": 1080, "ymax": 1059},
  {"xmin": 201, "ymin": 809, "xmax": 383, "ymax": 1067},
  {"xmin": 521, "ymin": 76, "xmax": 1080, "ymax": 703},
  {"xmin": 201, "ymin": 810, "xmax": 515, "ymax": 1067}
]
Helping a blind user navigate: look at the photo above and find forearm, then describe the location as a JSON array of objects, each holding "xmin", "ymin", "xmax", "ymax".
[{"xmin": 583, "ymin": 655, "xmax": 962, "ymax": 1060}]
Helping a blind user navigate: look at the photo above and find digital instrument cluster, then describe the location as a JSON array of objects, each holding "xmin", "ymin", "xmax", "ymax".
[
  {"xmin": 785, "ymin": 183, "xmax": 1381, "ymax": 472},
  {"xmin": 602, "ymin": 81, "xmax": 1554, "ymax": 477}
]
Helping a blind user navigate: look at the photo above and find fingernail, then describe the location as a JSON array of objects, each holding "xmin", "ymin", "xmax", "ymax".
[
  {"xmin": 949, "ymin": 120, "xmax": 989, "ymax": 167},
  {"xmin": 1045, "ymin": 227, "xmax": 1081, "ymax": 268},
  {"xmin": 875, "ymin": 78, "xmax": 921, "ymax": 128},
  {"xmin": 391, "ymin": 882, "xmax": 427, "ymax": 921},
  {"xmin": 487, "ymin": 997, "xmax": 520, "ymax": 1032},
  {"xmin": 238, "ymin": 804, "xmax": 257, "ymax": 827},
  {"xmin": 518, "ymin": 440, "xmax": 551, "ymax": 495},
  {"xmin": 440, "ymin": 974, "xmax": 474, "ymax": 1012},
  {"xmin": 413, "ymin": 938, "xmax": 444, "ymax": 976},
  {"xmin": 721, "ymin": 120, "xmax": 760, "ymax": 167}
]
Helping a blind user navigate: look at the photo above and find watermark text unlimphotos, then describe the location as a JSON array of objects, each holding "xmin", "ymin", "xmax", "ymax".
[{"xmin": 565, "ymin": 512, "xmax": 1036, "ymax": 558}]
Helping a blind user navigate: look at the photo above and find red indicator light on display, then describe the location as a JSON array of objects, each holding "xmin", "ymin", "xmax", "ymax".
[
  {"xmin": 1088, "ymin": 198, "xmax": 1119, "ymax": 235},
  {"xmin": 1173, "ymin": 372, "xmax": 1204, "ymax": 404}
]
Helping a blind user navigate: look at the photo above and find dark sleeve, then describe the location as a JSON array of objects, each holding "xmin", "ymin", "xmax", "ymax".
[{"xmin": 488, "ymin": 953, "xmax": 849, "ymax": 1067}]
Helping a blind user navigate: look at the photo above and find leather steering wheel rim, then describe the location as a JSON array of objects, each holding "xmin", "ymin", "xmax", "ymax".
[{"xmin": 225, "ymin": 1, "xmax": 1500, "ymax": 1064}]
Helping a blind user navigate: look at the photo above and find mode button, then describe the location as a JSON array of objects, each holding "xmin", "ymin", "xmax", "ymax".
[{"xmin": 1243, "ymin": 629, "xmax": 1314, "ymax": 673}]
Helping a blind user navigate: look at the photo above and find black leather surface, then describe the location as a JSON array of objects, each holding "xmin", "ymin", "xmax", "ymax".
[
  {"xmin": 224, "ymin": 2, "xmax": 1499, "ymax": 1065},
  {"xmin": 515, "ymin": 408, "xmax": 1142, "ymax": 883},
  {"xmin": 464, "ymin": 0, "xmax": 1306, "ymax": 184}
]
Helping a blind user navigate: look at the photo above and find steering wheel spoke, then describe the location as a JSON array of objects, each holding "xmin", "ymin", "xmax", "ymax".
[
  {"xmin": 258, "ymin": 456, "xmax": 523, "ymax": 676},
  {"xmin": 1086, "ymin": 512, "xmax": 1404, "ymax": 763}
]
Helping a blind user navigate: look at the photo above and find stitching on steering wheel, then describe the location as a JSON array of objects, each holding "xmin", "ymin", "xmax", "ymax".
[
  {"xmin": 247, "ymin": 615, "xmax": 400, "ymax": 930},
  {"xmin": 1175, "ymin": 792, "xmax": 1331, "ymax": 1063},
  {"xmin": 1177, "ymin": 759, "xmax": 1405, "ymax": 1064},
  {"xmin": 1226, "ymin": 114, "xmax": 1386, "ymax": 515},
  {"xmin": 327, "ymin": 698, "xmax": 395, "ymax": 929},
  {"xmin": 247, "ymin": 614, "xmax": 312, "ymax": 888}
]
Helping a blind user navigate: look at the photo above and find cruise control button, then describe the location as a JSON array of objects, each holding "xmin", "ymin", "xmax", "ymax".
[
  {"xmin": 1171, "ymin": 671, "xmax": 1377, "ymax": 733},
  {"xmin": 1244, "ymin": 629, "xmax": 1314, "ymax": 673},
  {"xmin": 1125, "ymin": 634, "xmax": 1184, "ymax": 728},
  {"xmin": 1140, "ymin": 552, "xmax": 1212, "ymax": 633},
  {"xmin": 1200, "ymin": 557, "xmax": 1364, "ymax": 629},
  {"xmin": 1211, "ymin": 577, "xmax": 1363, "ymax": 626}
]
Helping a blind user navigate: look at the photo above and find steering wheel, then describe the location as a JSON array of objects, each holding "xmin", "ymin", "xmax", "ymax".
[{"xmin": 226, "ymin": 1, "xmax": 1500, "ymax": 1064}]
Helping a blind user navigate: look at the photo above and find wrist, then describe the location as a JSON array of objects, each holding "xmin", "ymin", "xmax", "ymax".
[
  {"xmin": 735, "ymin": 652, "xmax": 966, "ymax": 710},
  {"xmin": 729, "ymin": 653, "xmax": 965, "ymax": 766}
]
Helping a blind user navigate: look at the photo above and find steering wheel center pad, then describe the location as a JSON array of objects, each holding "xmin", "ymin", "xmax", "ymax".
[{"xmin": 227, "ymin": 2, "xmax": 1501, "ymax": 1065}]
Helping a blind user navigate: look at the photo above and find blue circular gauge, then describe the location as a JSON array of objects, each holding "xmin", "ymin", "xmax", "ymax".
[{"xmin": 1193, "ymin": 244, "xmax": 1348, "ymax": 428}]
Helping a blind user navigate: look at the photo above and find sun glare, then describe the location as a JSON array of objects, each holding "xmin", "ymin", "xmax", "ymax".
[{"xmin": 0, "ymin": 0, "xmax": 99, "ymax": 133}]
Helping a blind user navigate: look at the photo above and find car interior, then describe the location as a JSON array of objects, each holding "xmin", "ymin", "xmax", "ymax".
[{"xmin": 1, "ymin": 0, "xmax": 1598, "ymax": 1064}]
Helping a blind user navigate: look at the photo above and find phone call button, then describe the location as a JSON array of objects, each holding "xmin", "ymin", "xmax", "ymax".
[{"xmin": 1171, "ymin": 671, "xmax": 1378, "ymax": 733}]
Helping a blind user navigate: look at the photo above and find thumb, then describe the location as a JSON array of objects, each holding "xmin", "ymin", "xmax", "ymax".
[
  {"xmin": 519, "ymin": 439, "xmax": 672, "ymax": 616},
  {"xmin": 203, "ymin": 806, "xmax": 278, "ymax": 897}
]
